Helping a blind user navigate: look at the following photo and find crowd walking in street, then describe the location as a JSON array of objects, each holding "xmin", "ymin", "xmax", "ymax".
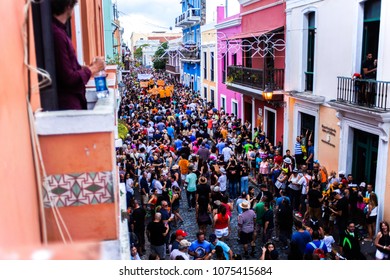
[{"xmin": 121, "ymin": 65, "xmax": 387, "ymax": 260}]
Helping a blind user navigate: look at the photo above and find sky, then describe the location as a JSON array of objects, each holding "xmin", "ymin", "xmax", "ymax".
[{"xmin": 116, "ymin": 0, "xmax": 183, "ymax": 45}]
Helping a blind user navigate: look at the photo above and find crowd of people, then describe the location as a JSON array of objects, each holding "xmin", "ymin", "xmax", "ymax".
[{"xmin": 118, "ymin": 66, "xmax": 389, "ymax": 260}]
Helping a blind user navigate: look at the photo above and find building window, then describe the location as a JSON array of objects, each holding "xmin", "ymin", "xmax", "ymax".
[
  {"xmin": 210, "ymin": 51, "xmax": 214, "ymax": 81},
  {"xmin": 232, "ymin": 53, "xmax": 237, "ymax": 66},
  {"xmin": 203, "ymin": 52, "xmax": 207, "ymax": 79},
  {"xmin": 243, "ymin": 46, "xmax": 252, "ymax": 68},
  {"xmin": 204, "ymin": 87, "xmax": 208, "ymax": 100},
  {"xmin": 221, "ymin": 96, "xmax": 226, "ymax": 111},
  {"xmin": 305, "ymin": 12, "xmax": 316, "ymax": 91},
  {"xmin": 32, "ymin": 1, "xmax": 61, "ymax": 111},
  {"xmin": 232, "ymin": 100, "xmax": 238, "ymax": 117},
  {"xmin": 211, "ymin": 89, "xmax": 215, "ymax": 106},
  {"xmin": 362, "ymin": 0, "xmax": 381, "ymax": 64}
]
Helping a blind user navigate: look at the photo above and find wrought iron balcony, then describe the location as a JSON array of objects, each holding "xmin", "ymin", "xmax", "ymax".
[
  {"xmin": 180, "ymin": 48, "xmax": 200, "ymax": 62},
  {"xmin": 175, "ymin": 8, "xmax": 201, "ymax": 27},
  {"xmin": 166, "ymin": 64, "xmax": 180, "ymax": 74},
  {"xmin": 227, "ymin": 65, "xmax": 284, "ymax": 91},
  {"xmin": 336, "ymin": 77, "xmax": 389, "ymax": 110}
]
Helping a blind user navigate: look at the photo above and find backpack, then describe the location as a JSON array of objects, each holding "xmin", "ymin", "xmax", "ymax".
[{"xmin": 309, "ymin": 241, "xmax": 326, "ymax": 260}]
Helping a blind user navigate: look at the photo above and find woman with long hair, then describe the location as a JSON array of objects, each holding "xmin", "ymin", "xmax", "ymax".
[
  {"xmin": 374, "ymin": 220, "xmax": 390, "ymax": 260},
  {"xmin": 196, "ymin": 195, "xmax": 212, "ymax": 234},
  {"xmin": 365, "ymin": 192, "xmax": 378, "ymax": 241}
]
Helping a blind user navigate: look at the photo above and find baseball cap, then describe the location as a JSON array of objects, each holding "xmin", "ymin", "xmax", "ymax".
[
  {"xmin": 179, "ymin": 239, "xmax": 191, "ymax": 248},
  {"xmin": 176, "ymin": 229, "xmax": 188, "ymax": 237}
]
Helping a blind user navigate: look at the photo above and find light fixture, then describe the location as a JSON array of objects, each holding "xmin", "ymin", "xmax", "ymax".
[{"xmin": 263, "ymin": 84, "xmax": 273, "ymax": 101}]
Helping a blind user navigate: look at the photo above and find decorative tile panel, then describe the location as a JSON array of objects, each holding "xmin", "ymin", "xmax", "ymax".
[{"xmin": 43, "ymin": 172, "xmax": 114, "ymax": 208}]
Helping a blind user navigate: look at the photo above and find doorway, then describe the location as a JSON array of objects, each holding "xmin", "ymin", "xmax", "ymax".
[
  {"xmin": 300, "ymin": 112, "xmax": 315, "ymax": 143},
  {"xmin": 244, "ymin": 102, "xmax": 252, "ymax": 123},
  {"xmin": 265, "ymin": 108, "xmax": 276, "ymax": 145},
  {"xmin": 352, "ymin": 129, "xmax": 378, "ymax": 185}
]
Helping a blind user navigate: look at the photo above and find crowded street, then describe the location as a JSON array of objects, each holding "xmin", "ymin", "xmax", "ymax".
[{"xmin": 119, "ymin": 65, "xmax": 377, "ymax": 260}]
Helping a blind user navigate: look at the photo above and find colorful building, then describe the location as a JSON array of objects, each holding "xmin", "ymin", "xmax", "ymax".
[
  {"xmin": 200, "ymin": 23, "xmax": 218, "ymax": 108},
  {"xmin": 225, "ymin": 0, "xmax": 286, "ymax": 145},
  {"xmin": 216, "ymin": 5, "xmax": 242, "ymax": 118},
  {"xmin": 175, "ymin": 0, "xmax": 206, "ymax": 92},
  {"xmin": 285, "ymin": 0, "xmax": 390, "ymax": 223}
]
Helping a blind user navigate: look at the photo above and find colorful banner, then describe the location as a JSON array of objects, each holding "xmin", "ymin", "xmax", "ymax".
[
  {"xmin": 140, "ymin": 81, "xmax": 149, "ymax": 88},
  {"xmin": 157, "ymin": 80, "xmax": 165, "ymax": 86}
]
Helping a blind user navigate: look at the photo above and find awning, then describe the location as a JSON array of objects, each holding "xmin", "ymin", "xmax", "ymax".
[{"xmin": 225, "ymin": 26, "xmax": 284, "ymax": 40}]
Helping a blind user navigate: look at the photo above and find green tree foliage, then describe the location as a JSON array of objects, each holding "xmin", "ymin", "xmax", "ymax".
[
  {"xmin": 118, "ymin": 119, "xmax": 129, "ymax": 141},
  {"xmin": 106, "ymin": 54, "xmax": 124, "ymax": 68},
  {"xmin": 134, "ymin": 44, "xmax": 149, "ymax": 63},
  {"xmin": 153, "ymin": 42, "xmax": 168, "ymax": 70}
]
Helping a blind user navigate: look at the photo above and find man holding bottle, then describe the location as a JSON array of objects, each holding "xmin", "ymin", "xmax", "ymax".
[{"xmin": 51, "ymin": 0, "xmax": 105, "ymax": 110}]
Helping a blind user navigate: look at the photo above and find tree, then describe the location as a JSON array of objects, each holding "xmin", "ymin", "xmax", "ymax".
[
  {"xmin": 153, "ymin": 42, "xmax": 168, "ymax": 70},
  {"xmin": 134, "ymin": 44, "xmax": 149, "ymax": 63}
]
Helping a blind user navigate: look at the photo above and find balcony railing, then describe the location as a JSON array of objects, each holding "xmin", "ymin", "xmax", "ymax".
[
  {"xmin": 180, "ymin": 49, "xmax": 200, "ymax": 61},
  {"xmin": 227, "ymin": 65, "xmax": 284, "ymax": 91},
  {"xmin": 166, "ymin": 64, "xmax": 180, "ymax": 74},
  {"xmin": 175, "ymin": 8, "xmax": 201, "ymax": 27},
  {"xmin": 337, "ymin": 77, "xmax": 390, "ymax": 110}
]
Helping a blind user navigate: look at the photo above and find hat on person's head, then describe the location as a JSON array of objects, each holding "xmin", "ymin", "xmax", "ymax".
[
  {"xmin": 338, "ymin": 170, "xmax": 345, "ymax": 176},
  {"xmin": 293, "ymin": 168, "xmax": 299, "ymax": 173},
  {"xmin": 283, "ymin": 158, "xmax": 292, "ymax": 164},
  {"xmin": 209, "ymin": 234, "xmax": 217, "ymax": 243},
  {"xmin": 239, "ymin": 201, "xmax": 250, "ymax": 210},
  {"xmin": 176, "ymin": 229, "xmax": 188, "ymax": 237},
  {"xmin": 179, "ymin": 239, "xmax": 191, "ymax": 248},
  {"xmin": 213, "ymin": 186, "xmax": 221, "ymax": 192},
  {"xmin": 172, "ymin": 165, "xmax": 179, "ymax": 170},
  {"xmin": 359, "ymin": 182, "xmax": 366, "ymax": 188},
  {"xmin": 199, "ymin": 176, "xmax": 207, "ymax": 184},
  {"xmin": 220, "ymin": 167, "xmax": 226, "ymax": 174}
]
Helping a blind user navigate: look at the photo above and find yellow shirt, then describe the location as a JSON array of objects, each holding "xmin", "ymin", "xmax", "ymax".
[{"xmin": 178, "ymin": 159, "xmax": 189, "ymax": 175}]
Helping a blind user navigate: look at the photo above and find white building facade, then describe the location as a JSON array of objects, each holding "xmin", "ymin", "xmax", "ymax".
[{"xmin": 285, "ymin": 0, "xmax": 390, "ymax": 223}]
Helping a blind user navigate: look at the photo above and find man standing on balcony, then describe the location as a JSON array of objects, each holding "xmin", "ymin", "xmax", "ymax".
[
  {"xmin": 362, "ymin": 53, "xmax": 377, "ymax": 106},
  {"xmin": 51, "ymin": 0, "xmax": 105, "ymax": 110}
]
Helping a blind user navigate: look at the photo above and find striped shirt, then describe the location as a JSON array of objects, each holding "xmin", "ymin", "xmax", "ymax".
[{"xmin": 294, "ymin": 141, "xmax": 303, "ymax": 155}]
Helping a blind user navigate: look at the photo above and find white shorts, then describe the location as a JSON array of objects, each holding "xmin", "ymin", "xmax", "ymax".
[
  {"xmin": 375, "ymin": 250, "xmax": 389, "ymax": 260},
  {"xmin": 215, "ymin": 227, "xmax": 229, "ymax": 238}
]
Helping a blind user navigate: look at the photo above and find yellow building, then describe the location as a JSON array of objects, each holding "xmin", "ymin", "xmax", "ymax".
[{"xmin": 201, "ymin": 24, "xmax": 217, "ymax": 107}]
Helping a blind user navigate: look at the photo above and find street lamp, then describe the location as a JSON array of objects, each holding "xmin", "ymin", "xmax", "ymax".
[{"xmin": 263, "ymin": 84, "xmax": 273, "ymax": 101}]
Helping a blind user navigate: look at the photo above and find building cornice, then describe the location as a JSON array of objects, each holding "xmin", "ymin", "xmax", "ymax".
[
  {"xmin": 240, "ymin": 0, "xmax": 284, "ymax": 17},
  {"xmin": 215, "ymin": 18, "xmax": 242, "ymax": 30},
  {"xmin": 238, "ymin": 0, "xmax": 259, "ymax": 7}
]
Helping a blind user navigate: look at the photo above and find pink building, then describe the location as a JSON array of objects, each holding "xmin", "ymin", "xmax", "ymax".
[
  {"xmin": 216, "ymin": 6, "xmax": 243, "ymax": 119},
  {"xmin": 225, "ymin": 0, "xmax": 286, "ymax": 146}
]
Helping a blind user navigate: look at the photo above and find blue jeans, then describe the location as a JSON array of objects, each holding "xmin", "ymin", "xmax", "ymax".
[
  {"xmin": 240, "ymin": 176, "xmax": 249, "ymax": 194},
  {"xmin": 229, "ymin": 180, "xmax": 239, "ymax": 199}
]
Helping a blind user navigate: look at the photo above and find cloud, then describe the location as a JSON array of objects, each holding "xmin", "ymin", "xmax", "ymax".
[{"xmin": 116, "ymin": 0, "xmax": 182, "ymax": 42}]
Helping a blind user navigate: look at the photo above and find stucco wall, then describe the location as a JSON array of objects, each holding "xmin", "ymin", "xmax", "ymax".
[{"xmin": 0, "ymin": 0, "xmax": 42, "ymax": 249}]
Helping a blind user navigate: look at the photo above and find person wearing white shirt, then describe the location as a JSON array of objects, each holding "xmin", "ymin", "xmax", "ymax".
[
  {"xmin": 217, "ymin": 168, "xmax": 228, "ymax": 193},
  {"xmin": 222, "ymin": 144, "xmax": 232, "ymax": 162},
  {"xmin": 154, "ymin": 179, "xmax": 163, "ymax": 195}
]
